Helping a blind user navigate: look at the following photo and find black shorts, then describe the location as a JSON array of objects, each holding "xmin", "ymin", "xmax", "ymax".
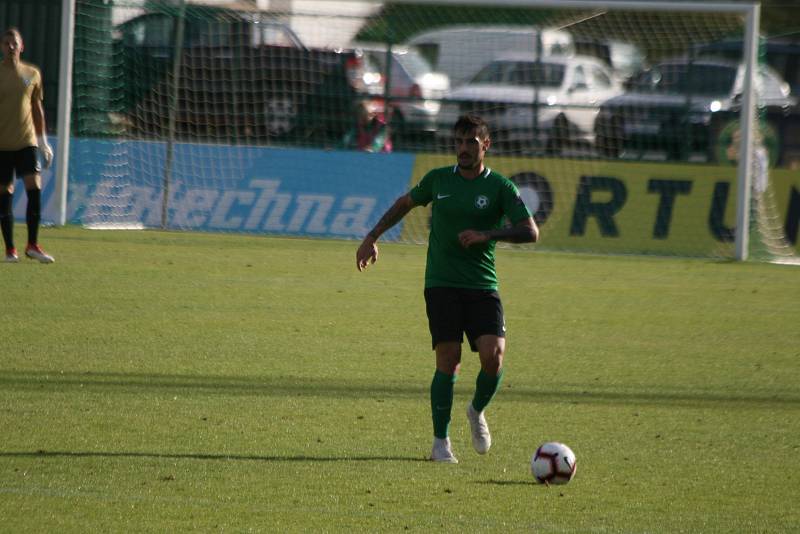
[
  {"xmin": 0, "ymin": 147, "xmax": 41, "ymax": 186},
  {"xmin": 424, "ymin": 287, "xmax": 505, "ymax": 352}
]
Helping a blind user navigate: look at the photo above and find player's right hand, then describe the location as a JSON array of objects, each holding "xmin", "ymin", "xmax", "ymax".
[{"xmin": 356, "ymin": 239, "xmax": 379, "ymax": 271}]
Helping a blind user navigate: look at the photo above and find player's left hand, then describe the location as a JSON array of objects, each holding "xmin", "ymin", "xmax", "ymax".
[
  {"xmin": 458, "ymin": 229, "xmax": 489, "ymax": 248},
  {"xmin": 39, "ymin": 141, "xmax": 53, "ymax": 169}
]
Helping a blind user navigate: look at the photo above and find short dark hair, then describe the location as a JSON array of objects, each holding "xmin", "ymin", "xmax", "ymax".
[
  {"xmin": 4, "ymin": 27, "xmax": 22, "ymax": 40},
  {"xmin": 453, "ymin": 114, "xmax": 490, "ymax": 140}
]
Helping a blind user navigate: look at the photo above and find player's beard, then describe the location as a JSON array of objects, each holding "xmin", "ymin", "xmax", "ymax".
[{"xmin": 457, "ymin": 152, "xmax": 478, "ymax": 170}]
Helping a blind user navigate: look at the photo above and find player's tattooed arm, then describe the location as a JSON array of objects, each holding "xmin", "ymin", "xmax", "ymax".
[
  {"xmin": 366, "ymin": 194, "xmax": 416, "ymax": 241},
  {"xmin": 459, "ymin": 217, "xmax": 539, "ymax": 247},
  {"xmin": 486, "ymin": 217, "xmax": 539, "ymax": 243}
]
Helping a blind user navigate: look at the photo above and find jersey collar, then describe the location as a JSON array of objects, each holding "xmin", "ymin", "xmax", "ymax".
[{"xmin": 452, "ymin": 165, "xmax": 491, "ymax": 178}]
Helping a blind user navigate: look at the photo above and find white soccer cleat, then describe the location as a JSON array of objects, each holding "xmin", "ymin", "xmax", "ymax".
[
  {"xmin": 25, "ymin": 244, "xmax": 54, "ymax": 264},
  {"xmin": 429, "ymin": 437, "xmax": 458, "ymax": 464},
  {"xmin": 467, "ymin": 403, "xmax": 491, "ymax": 454},
  {"xmin": 4, "ymin": 248, "xmax": 19, "ymax": 263}
]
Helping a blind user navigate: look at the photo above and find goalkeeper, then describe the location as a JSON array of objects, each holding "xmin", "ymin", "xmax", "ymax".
[
  {"xmin": 356, "ymin": 114, "xmax": 538, "ymax": 463},
  {"xmin": 0, "ymin": 27, "xmax": 55, "ymax": 263}
]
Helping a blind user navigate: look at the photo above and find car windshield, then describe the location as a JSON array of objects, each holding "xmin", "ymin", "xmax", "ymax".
[
  {"xmin": 394, "ymin": 50, "xmax": 434, "ymax": 77},
  {"xmin": 628, "ymin": 64, "xmax": 737, "ymax": 96},
  {"xmin": 470, "ymin": 60, "xmax": 566, "ymax": 88}
]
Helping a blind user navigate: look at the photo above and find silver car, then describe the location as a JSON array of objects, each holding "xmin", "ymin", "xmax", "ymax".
[
  {"xmin": 437, "ymin": 53, "xmax": 622, "ymax": 154},
  {"xmin": 358, "ymin": 45, "xmax": 450, "ymax": 135}
]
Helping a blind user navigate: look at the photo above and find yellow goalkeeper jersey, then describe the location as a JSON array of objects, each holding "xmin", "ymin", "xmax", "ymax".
[{"xmin": 0, "ymin": 61, "xmax": 43, "ymax": 151}]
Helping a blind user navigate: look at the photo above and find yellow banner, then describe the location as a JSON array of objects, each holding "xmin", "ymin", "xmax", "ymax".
[{"xmin": 402, "ymin": 155, "xmax": 800, "ymax": 257}]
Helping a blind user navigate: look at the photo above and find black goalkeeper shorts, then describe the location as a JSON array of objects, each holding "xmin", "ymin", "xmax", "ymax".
[
  {"xmin": 424, "ymin": 287, "xmax": 505, "ymax": 352},
  {"xmin": 0, "ymin": 147, "xmax": 41, "ymax": 186}
]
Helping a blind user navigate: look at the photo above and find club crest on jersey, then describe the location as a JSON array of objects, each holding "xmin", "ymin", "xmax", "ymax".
[
  {"xmin": 23, "ymin": 78, "xmax": 31, "ymax": 87},
  {"xmin": 474, "ymin": 195, "xmax": 489, "ymax": 209}
]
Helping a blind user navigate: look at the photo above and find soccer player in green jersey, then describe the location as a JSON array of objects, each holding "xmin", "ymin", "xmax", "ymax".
[{"xmin": 356, "ymin": 114, "xmax": 539, "ymax": 463}]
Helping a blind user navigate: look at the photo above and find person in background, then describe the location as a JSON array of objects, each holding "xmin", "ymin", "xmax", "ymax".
[
  {"xmin": 0, "ymin": 27, "xmax": 55, "ymax": 263},
  {"xmin": 341, "ymin": 98, "xmax": 392, "ymax": 153}
]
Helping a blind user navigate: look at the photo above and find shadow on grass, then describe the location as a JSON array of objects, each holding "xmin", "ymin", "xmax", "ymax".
[
  {"xmin": 1, "ymin": 370, "xmax": 798, "ymax": 408},
  {"xmin": 478, "ymin": 479, "xmax": 537, "ymax": 486},
  {"xmin": 0, "ymin": 450, "xmax": 426, "ymax": 463}
]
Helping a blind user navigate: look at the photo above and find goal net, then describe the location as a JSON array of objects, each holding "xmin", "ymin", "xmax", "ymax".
[{"xmin": 64, "ymin": 0, "xmax": 798, "ymax": 261}]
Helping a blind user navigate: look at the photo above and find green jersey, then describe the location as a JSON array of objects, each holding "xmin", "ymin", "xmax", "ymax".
[{"xmin": 409, "ymin": 165, "xmax": 532, "ymax": 290}]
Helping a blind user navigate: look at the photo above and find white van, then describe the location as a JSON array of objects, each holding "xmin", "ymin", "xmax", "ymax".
[{"xmin": 405, "ymin": 25, "xmax": 575, "ymax": 87}]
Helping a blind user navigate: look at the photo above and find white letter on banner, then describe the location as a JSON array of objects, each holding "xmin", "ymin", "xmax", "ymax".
[
  {"xmin": 210, "ymin": 190, "xmax": 255, "ymax": 229},
  {"xmin": 263, "ymin": 194, "xmax": 291, "ymax": 231},
  {"xmin": 128, "ymin": 185, "xmax": 164, "ymax": 227},
  {"xmin": 172, "ymin": 189, "xmax": 219, "ymax": 228},
  {"xmin": 288, "ymin": 195, "xmax": 334, "ymax": 233},
  {"xmin": 245, "ymin": 179, "xmax": 289, "ymax": 230},
  {"xmin": 330, "ymin": 197, "xmax": 376, "ymax": 235}
]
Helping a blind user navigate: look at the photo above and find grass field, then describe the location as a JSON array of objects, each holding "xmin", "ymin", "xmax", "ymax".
[{"xmin": 2, "ymin": 226, "xmax": 798, "ymax": 532}]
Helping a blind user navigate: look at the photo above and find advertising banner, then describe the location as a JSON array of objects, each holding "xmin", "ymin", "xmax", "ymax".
[
  {"xmin": 402, "ymin": 155, "xmax": 800, "ymax": 256},
  {"xmin": 27, "ymin": 139, "xmax": 415, "ymax": 241},
  {"xmin": 19, "ymin": 140, "xmax": 799, "ymax": 255}
]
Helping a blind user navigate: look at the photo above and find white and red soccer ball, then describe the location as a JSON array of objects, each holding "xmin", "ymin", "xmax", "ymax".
[{"xmin": 531, "ymin": 442, "xmax": 577, "ymax": 485}]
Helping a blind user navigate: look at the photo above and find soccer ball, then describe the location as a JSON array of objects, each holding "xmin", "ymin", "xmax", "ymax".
[{"xmin": 531, "ymin": 442, "xmax": 577, "ymax": 485}]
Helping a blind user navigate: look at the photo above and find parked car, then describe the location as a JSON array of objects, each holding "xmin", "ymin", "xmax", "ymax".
[
  {"xmin": 694, "ymin": 37, "xmax": 800, "ymax": 97},
  {"xmin": 405, "ymin": 26, "xmax": 575, "ymax": 87},
  {"xmin": 573, "ymin": 36, "xmax": 646, "ymax": 81},
  {"xmin": 356, "ymin": 44, "xmax": 450, "ymax": 137},
  {"xmin": 114, "ymin": 6, "xmax": 377, "ymax": 143},
  {"xmin": 593, "ymin": 58, "xmax": 796, "ymax": 162},
  {"xmin": 437, "ymin": 53, "xmax": 622, "ymax": 154}
]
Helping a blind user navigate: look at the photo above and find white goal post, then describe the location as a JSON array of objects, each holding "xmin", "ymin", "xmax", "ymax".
[
  {"xmin": 54, "ymin": 0, "xmax": 771, "ymax": 260},
  {"xmin": 55, "ymin": 0, "xmax": 76, "ymax": 227}
]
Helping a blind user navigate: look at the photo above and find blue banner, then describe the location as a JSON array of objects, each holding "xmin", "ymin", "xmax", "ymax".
[{"xmin": 29, "ymin": 139, "xmax": 415, "ymax": 240}]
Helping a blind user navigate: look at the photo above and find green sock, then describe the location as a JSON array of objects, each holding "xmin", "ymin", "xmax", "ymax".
[
  {"xmin": 430, "ymin": 370, "xmax": 457, "ymax": 439},
  {"xmin": 471, "ymin": 368, "xmax": 504, "ymax": 413}
]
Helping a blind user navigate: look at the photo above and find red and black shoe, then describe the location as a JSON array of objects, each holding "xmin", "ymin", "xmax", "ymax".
[{"xmin": 25, "ymin": 243, "xmax": 55, "ymax": 263}]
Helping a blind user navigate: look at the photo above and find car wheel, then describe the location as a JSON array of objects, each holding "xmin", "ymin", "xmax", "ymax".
[
  {"xmin": 264, "ymin": 97, "xmax": 297, "ymax": 137},
  {"xmin": 545, "ymin": 115, "xmax": 569, "ymax": 155},
  {"xmin": 596, "ymin": 115, "xmax": 623, "ymax": 158}
]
